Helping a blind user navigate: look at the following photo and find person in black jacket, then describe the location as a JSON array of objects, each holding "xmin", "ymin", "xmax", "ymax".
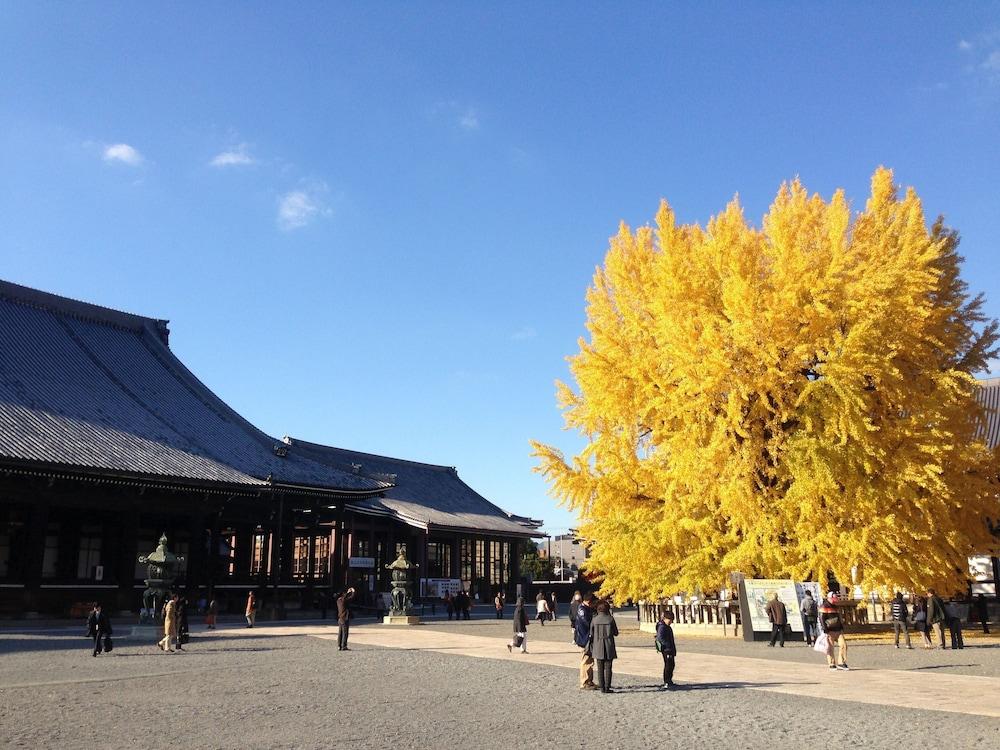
[
  {"xmin": 86, "ymin": 603, "xmax": 112, "ymax": 657},
  {"xmin": 655, "ymin": 610, "xmax": 677, "ymax": 688},
  {"xmin": 507, "ymin": 596, "xmax": 529, "ymax": 653},
  {"xmin": 890, "ymin": 592, "xmax": 911, "ymax": 649}
]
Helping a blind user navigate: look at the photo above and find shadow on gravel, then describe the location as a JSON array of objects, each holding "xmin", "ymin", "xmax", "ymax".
[
  {"xmin": 907, "ymin": 664, "xmax": 979, "ymax": 671},
  {"xmin": 611, "ymin": 680, "xmax": 805, "ymax": 693}
]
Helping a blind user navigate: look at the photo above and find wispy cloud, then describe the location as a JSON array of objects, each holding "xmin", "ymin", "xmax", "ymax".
[
  {"xmin": 960, "ymin": 30, "xmax": 1000, "ymax": 87},
  {"xmin": 277, "ymin": 181, "xmax": 331, "ymax": 231},
  {"xmin": 430, "ymin": 101, "xmax": 482, "ymax": 131},
  {"xmin": 102, "ymin": 143, "xmax": 143, "ymax": 166},
  {"xmin": 511, "ymin": 325, "xmax": 537, "ymax": 342},
  {"xmin": 210, "ymin": 143, "xmax": 255, "ymax": 167},
  {"xmin": 459, "ymin": 108, "xmax": 480, "ymax": 131}
]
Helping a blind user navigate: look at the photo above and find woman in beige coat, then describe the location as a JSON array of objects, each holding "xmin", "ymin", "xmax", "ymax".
[{"xmin": 158, "ymin": 594, "xmax": 180, "ymax": 652}]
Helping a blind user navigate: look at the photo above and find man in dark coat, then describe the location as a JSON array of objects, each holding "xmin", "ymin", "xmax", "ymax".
[
  {"xmin": 655, "ymin": 610, "xmax": 677, "ymax": 688},
  {"xmin": 568, "ymin": 591, "xmax": 581, "ymax": 645},
  {"xmin": 337, "ymin": 587, "xmax": 356, "ymax": 651},
  {"xmin": 765, "ymin": 593, "xmax": 787, "ymax": 647},
  {"xmin": 86, "ymin": 603, "xmax": 112, "ymax": 657},
  {"xmin": 926, "ymin": 589, "xmax": 947, "ymax": 649},
  {"xmin": 588, "ymin": 601, "xmax": 619, "ymax": 693},
  {"xmin": 574, "ymin": 593, "xmax": 597, "ymax": 690}
]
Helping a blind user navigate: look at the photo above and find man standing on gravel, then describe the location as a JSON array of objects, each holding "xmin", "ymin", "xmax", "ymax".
[
  {"xmin": 337, "ymin": 587, "xmax": 356, "ymax": 651},
  {"xmin": 890, "ymin": 592, "xmax": 911, "ymax": 649},
  {"xmin": 926, "ymin": 589, "xmax": 947, "ymax": 649},
  {"xmin": 799, "ymin": 590, "xmax": 817, "ymax": 646},
  {"xmin": 568, "ymin": 590, "xmax": 581, "ymax": 644},
  {"xmin": 574, "ymin": 593, "xmax": 597, "ymax": 690}
]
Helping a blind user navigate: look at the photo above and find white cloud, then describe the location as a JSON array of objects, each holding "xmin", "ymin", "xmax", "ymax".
[
  {"xmin": 102, "ymin": 143, "xmax": 143, "ymax": 166},
  {"xmin": 511, "ymin": 325, "xmax": 537, "ymax": 341},
  {"xmin": 210, "ymin": 144, "xmax": 255, "ymax": 167},
  {"xmin": 459, "ymin": 108, "xmax": 480, "ymax": 130},
  {"xmin": 277, "ymin": 182, "xmax": 331, "ymax": 231},
  {"xmin": 430, "ymin": 101, "xmax": 482, "ymax": 131},
  {"xmin": 959, "ymin": 39, "xmax": 973, "ymax": 52}
]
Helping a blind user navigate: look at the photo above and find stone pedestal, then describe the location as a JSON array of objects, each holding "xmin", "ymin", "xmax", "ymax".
[{"xmin": 382, "ymin": 615, "xmax": 422, "ymax": 626}]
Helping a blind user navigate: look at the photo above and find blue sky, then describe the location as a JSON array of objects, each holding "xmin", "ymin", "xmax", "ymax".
[{"xmin": 2, "ymin": 3, "xmax": 999, "ymax": 534}]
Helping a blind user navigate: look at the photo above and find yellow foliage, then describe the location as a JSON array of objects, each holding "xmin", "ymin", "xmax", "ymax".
[{"xmin": 532, "ymin": 168, "xmax": 999, "ymax": 599}]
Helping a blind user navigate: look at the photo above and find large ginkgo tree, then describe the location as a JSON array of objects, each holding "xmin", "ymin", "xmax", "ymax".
[{"xmin": 532, "ymin": 168, "xmax": 999, "ymax": 598}]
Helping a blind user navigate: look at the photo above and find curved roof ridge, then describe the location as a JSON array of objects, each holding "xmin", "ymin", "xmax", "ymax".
[
  {"xmin": 287, "ymin": 438, "xmax": 456, "ymax": 472},
  {"xmin": 0, "ymin": 279, "xmax": 169, "ymax": 341}
]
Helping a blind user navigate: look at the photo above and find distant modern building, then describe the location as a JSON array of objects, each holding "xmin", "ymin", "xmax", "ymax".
[{"xmin": 0, "ymin": 280, "xmax": 542, "ymax": 616}]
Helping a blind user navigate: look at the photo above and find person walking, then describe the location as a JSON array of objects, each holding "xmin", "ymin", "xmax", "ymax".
[
  {"xmin": 818, "ymin": 592, "xmax": 847, "ymax": 670},
  {"xmin": 495, "ymin": 591, "xmax": 505, "ymax": 619},
  {"xmin": 205, "ymin": 594, "xmax": 218, "ymax": 630},
  {"xmin": 337, "ymin": 587, "xmax": 356, "ymax": 651},
  {"xmin": 568, "ymin": 591, "xmax": 581, "ymax": 644},
  {"xmin": 507, "ymin": 596, "xmax": 529, "ymax": 654},
  {"xmin": 655, "ymin": 610, "xmax": 677, "ymax": 688},
  {"xmin": 588, "ymin": 600, "xmax": 619, "ymax": 693},
  {"xmin": 890, "ymin": 592, "xmax": 912, "ymax": 649},
  {"xmin": 86, "ymin": 603, "xmax": 112, "ymax": 657},
  {"xmin": 158, "ymin": 593, "xmax": 180, "ymax": 652},
  {"xmin": 550, "ymin": 591, "xmax": 558, "ymax": 621},
  {"xmin": 574, "ymin": 593, "xmax": 597, "ymax": 690},
  {"xmin": 973, "ymin": 593, "xmax": 990, "ymax": 634},
  {"xmin": 926, "ymin": 589, "xmax": 947, "ymax": 649},
  {"xmin": 765, "ymin": 593, "xmax": 787, "ymax": 647},
  {"xmin": 245, "ymin": 590, "xmax": 257, "ymax": 628},
  {"xmin": 535, "ymin": 592, "xmax": 550, "ymax": 625},
  {"xmin": 799, "ymin": 589, "xmax": 818, "ymax": 646}
]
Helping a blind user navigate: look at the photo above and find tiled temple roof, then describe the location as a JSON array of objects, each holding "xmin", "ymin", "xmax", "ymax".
[
  {"xmin": 287, "ymin": 438, "xmax": 544, "ymax": 537},
  {"xmin": 0, "ymin": 280, "xmax": 386, "ymax": 494}
]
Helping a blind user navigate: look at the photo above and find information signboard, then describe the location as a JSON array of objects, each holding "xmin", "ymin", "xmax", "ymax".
[{"xmin": 742, "ymin": 578, "xmax": 803, "ymax": 633}]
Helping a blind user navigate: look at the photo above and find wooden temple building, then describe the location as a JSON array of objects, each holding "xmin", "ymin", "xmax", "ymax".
[{"xmin": 0, "ymin": 280, "xmax": 542, "ymax": 616}]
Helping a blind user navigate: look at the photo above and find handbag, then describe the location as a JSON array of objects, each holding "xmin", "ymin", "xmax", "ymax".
[
  {"xmin": 513, "ymin": 633, "xmax": 525, "ymax": 648},
  {"xmin": 812, "ymin": 632, "xmax": 828, "ymax": 653},
  {"xmin": 103, "ymin": 635, "xmax": 113, "ymax": 653}
]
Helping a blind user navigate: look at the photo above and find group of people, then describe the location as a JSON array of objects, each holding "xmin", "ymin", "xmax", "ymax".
[
  {"xmin": 507, "ymin": 590, "xmax": 678, "ymax": 695},
  {"xmin": 443, "ymin": 590, "xmax": 473, "ymax": 620},
  {"xmin": 534, "ymin": 591, "xmax": 559, "ymax": 624},
  {"xmin": 886, "ymin": 590, "xmax": 989, "ymax": 650}
]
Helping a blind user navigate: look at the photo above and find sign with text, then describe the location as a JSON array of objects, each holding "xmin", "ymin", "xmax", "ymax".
[
  {"xmin": 348, "ymin": 557, "xmax": 375, "ymax": 569},
  {"xmin": 421, "ymin": 578, "xmax": 462, "ymax": 598},
  {"xmin": 743, "ymin": 578, "xmax": 804, "ymax": 633}
]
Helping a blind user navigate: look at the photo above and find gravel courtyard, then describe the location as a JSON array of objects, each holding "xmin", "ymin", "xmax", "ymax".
[{"xmin": 1, "ymin": 616, "xmax": 998, "ymax": 749}]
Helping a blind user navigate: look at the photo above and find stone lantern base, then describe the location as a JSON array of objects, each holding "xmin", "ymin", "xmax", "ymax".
[{"xmin": 382, "ymin": 614, "xmax": 422, "ymax": 625}]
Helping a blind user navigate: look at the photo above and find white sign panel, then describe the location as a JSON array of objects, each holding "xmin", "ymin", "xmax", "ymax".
[
  {"xmin": 743, "ymin": 579, "xmax": 803, "ymax": 633},
  {"xmin": 421, "ymin": 578, "xmax": 462, "ymax": 597}
]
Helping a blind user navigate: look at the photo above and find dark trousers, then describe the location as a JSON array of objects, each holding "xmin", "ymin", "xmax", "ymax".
[
  {"xmin": 496, "ymin": 609, "xmax": 503, "ymax": 619},
  {"xmin": 447, "ymin": 608, "xmax": 454, "ymax": 620},
  {"xmin": 769, "ymin": 624, "xmax": 785, "ymax": 646},
  {"xmin": 802, "ymin": 618, "xmax": 815, "ymax": 645},
  {"xmin": 338, "ymin": 620, "xmax": 350, "ymax": 649},
  {"xmin": 892, "ymin": 620, "xmax": 911, "ymax": 647},
  {"xmin": 661, "ymin": 651, "xmax": 675, "ymax": 685},
  {"xmin": 981, "ymin": 617, "xmax": 990, "ymax": 634},
  {"xmin": 948, "ymin": 618, "xmax": 964, "ymax": 649},
  {"xmin": 595, "ymin": 659, "xmax": 613, "ymax": 691},
  {"xmin": 463, "ymin": 609, "xmax": 470, "ymax": 620},
  {"xmin": 92, "ymin": 633, "xmax": 103, "ymax": 655}
]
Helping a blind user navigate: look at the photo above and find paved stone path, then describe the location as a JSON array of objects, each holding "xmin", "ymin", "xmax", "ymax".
[{"xmin": 310, "ymin": 624, "xmax": 1000, "ymax": 719}]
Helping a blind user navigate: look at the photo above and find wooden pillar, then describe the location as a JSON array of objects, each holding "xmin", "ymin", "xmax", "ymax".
[
  {"xmin": 115, "ymin": 508, "xmax": 139, "ymax": 613},
  {"xmin": 22, "ymin": 499, "xmax": 49, "ymax": 615}
]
